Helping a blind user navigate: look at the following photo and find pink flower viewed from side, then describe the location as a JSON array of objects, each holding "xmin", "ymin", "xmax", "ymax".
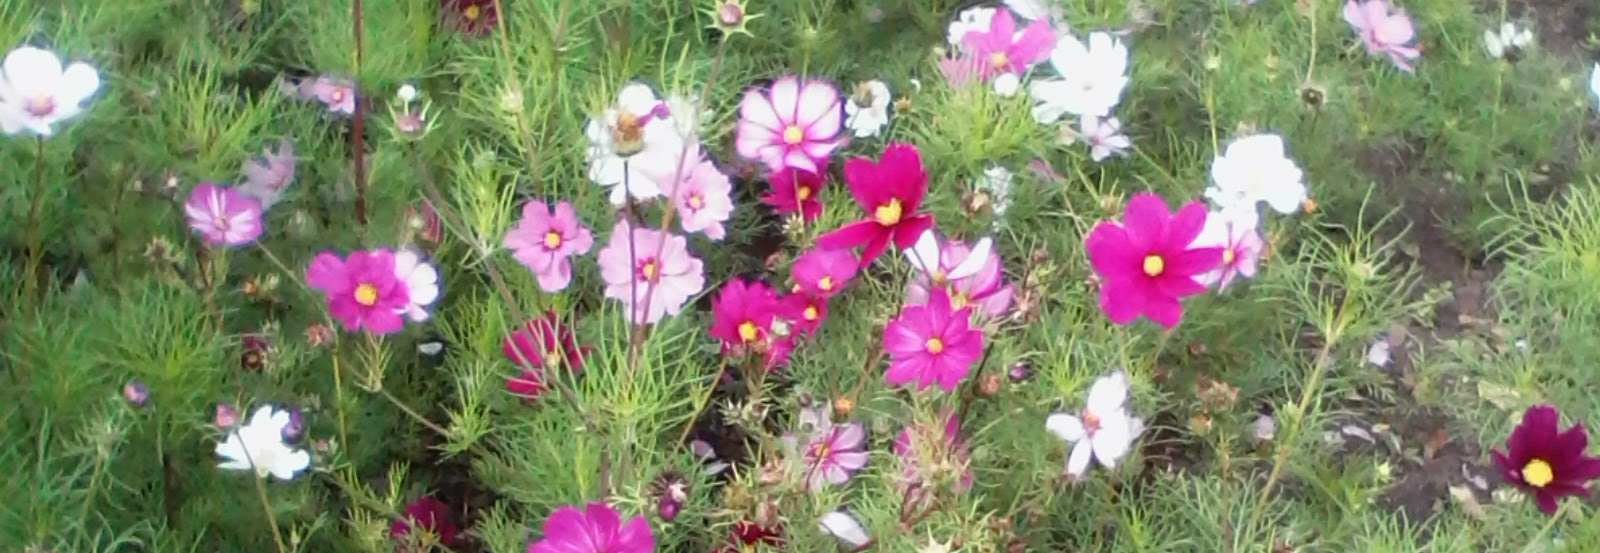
[
  {"xmin": 816, "ymin": 143, "xmax": 936, "ymax": 268},
  {"xmin": 791, "ymin": 247, "xmax": 859, "ymax": 298},
  {"xmin": 762, "ymin": 167, "xmax": 827, "ymax": 222},
  {"xmin": 311, "ymin": 75, "xmax": 357, "ymax": 115},
  {"xmin": 653, "ymin": 146, "xmax": 734, "ymax": 240},
  {"xmin": 306, "ymin": 249, "xmax": 412, "ymax": 335},
  {"xmin": 894, "ymin": 410, "xmax": 973, "ymax": 492},
  {"xmin": 784, "ymin": 405, "xmax": 869, "ymax": 491},
  {"xmin": 1085, "ymin": 193, "xmax": 1223, "ymax": 329},
  {"xmin": 960, "ymin": 7, "xmax": 1057, "ymax": 81},
  {"xmin": 904, "ymin": 231, "xmax": 1013, "ymax": 318},
  {"xmin": 527, "ymin": 502, "xmax": 654, "ymax": 553},
  {"xmin": 239, "ymin": 137, "xmax": 297, "ymax": 210},
  {"xmin": 1490, "ymin": 404, "xmax": 1600, "ymax": 514},
  {"xmin": 502, "ymin": 310, "xmax": 591, "ymax": 372},
  {"xmin": 709, "ymin": 278, "xmax": 780, "ymax": 355},
  {"xmin": 503, "ymin": 200, "xmax": 595, "ymax": 292},
  {"xmin": 883, "ymin": 289, "xmax": 985, "ymax": 391},
  {"xmin": 597, "ymin": 220, "xmax": 706, "ymax": 325},
  {"xmin": 1191, "ymin": 210, "xmax": 1265, "ymax": 292},
  {"xmin": 735, "ymin": 76, "xmax": 843, "ymax": 174},
  {"xmin": 1343, "ymin": 0, "xmax": 1422, "ymax": 72},
  {"xmin": 938, "ymin": 54, "xmax": 983, "ymax": 87},
  {"xmin": 184, "ymin": 183, "xmax": 264, "ymax": 247},
  {"xmin": 390, "ymin": 496, "xmax": 460, "ymax": 550}
]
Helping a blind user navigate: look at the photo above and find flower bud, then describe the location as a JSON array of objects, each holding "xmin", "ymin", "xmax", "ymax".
[
  {"xmin": 122, "ymin": 379, "xmax": 150, "ymax": 407},
  {"xmin": 215, "ymin": 402, "xmax": 240, "ymax": 428},
  {"xmin": 282, "ymin": 408, "xmax": 305, "ymax": 441}
]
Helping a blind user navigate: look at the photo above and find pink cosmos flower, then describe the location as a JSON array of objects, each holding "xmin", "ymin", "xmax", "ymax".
[
  {"xmin": 781, "ymin": 293, "xmax": 828, "ymax": 337},
  {"xmin": 306, "ymin": 249, "xmax": 412, "ymax": 334},
  {"xmin": 503, "ymin": 310, "xmax": 590, "ymax": 371},
  {"xmin": 389, "ymin": 496, "xmax": 459, "ymax": 550},
  {"xmin": 653, "ymin": 146, "xmax": 734, "ymax": 240},
  {"xmin": 761, "ymin": 167, "xmax": 827, "ymax": 222},
  {"xmin": 1343, "ymin": 0, "xmax": 1422, "ymax": 72},
  {"xmin": 527, "ymin": 502, "xmax": 654, "ymax": 553},
  {"xmin": 938, "ymin": 54, "xmax": 983, "ymax": 87},
  {"xmin": 239, "ymin": 137, "xmax": 296, "ymax": 210},
  {"xmin": 790, "ymin": 247, "xmax": 858, "ymax": 298},
  {"xmin": 816, "ymin": 143, "xmax": 936, "ymax": 268},
  {"xmin": 894, "ymin": 410, "xmax": 973, "ymax": 492},
  {"xmin": 503, "ymin": 200, "xmax": 595, "ymax": 292},
  {"xmin": 1191, "ymin": 210, "xmax": 1265, "ymax": 292},
  {"xmin": 1085, "ymin": 193, "xmax": 1224, "ymax": 329},
  {"xmin": 883, "ymin": 289, "xmax": 985, "ymax": 391},
  {"xmin": 185, "ymin": 183, "xmax": 264, "ymax": 247},
  {"xmin": 709, "ymin": 278, "xmax": 780, "ymax": 355},
  {"xmin": 597, "ymin": 220, "xmax": 706, "ymax": 325},
  {"xmin": 784, "ymin": 404, "xmax": 869, "ymax": 491},
  {"xmin": 311, "ymin": 75, "xmax": 357, "ymax": 115},
  {"xmin": 735, "ymin": 76, "xmax": 843, "ymax": 174},
  {"xmin": 960, "ymin": 8, "xmax": 1057, "ymax": 81},
  {"xmin": 904, "ymin": 231, "xmax": 1013, "ymax": 318}
]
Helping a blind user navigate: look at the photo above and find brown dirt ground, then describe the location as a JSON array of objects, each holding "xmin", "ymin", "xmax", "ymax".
[{"xmin": 1501, "ymin": 0, "xmax": 1596, "ymax": 56}]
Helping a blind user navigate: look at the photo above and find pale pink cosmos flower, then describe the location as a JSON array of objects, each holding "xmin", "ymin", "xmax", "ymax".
[
  {"xmin": 960, "ymin": 7, "xmax": 1057, "ymax": 81},
  {"xmin": 1343, "ymin": 0, "xmax": 1421, "ymax": 72},
  {"xmin": 652, "ymin": 145, "xmax": 734, "ymax": 240},
  {"xmin": 904, "ymin": 230, "xmax": 1014, "ymax": 318},
  {"xmin": 184, "ymin": 183, "xmax": 264, "ymax": 247},
  {"xmin": 239, "ymin": 138, "xmax": 297, "ymax": 210},
  {"xmin": 1191, "ymin": 209, "xmax": 1265, "ymax": 291},
  {"xmin": 597, "ymin": 220, "xmax": 706, "ymax": 325},
  {"xmin": 783, "ymin": 404, "xmax": 869, "ymax": 491},
  {"xmin": 735, "ymin": 76, "xmax": 843, "ymax": 174},
  {"xmin": 1082, "ymin": 115, "xmax": 1131, "ymax": 162},
  {"xmin": 311, "ymin": 75, "xmax": 357, "ymax": 115},
  {"xmin": 503, "ymin": 200, "xmax": 594, "ymax": 292}
]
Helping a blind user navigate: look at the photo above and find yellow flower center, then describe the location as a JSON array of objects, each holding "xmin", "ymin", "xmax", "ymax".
[
  {"xmin": 688, "ymin": 194, "xmax": 704, "ymax": 209},
  {"xmin": 931, "ymin": 270, "xmax": 948, "ymax": 287},
  {"xmin": 738, "ymin": 321, "xmax": 759, "ymax": 342},
  {"xmin": 989, "ymin": 52, "xmax": 1010, "ymax": 69},
  {"xmin": 330, "ymin": 89, "xmax": 345, "ymax": 102},
  {"xmin": 874, "ymin": 199, "xmax": 903, "ymax": 226},
  {"xmin": 925, "ymin": 338, "xmax": 944, "ymax": 354},
  {"xmin": 463, "ymin": 4, "xmax": 481, "ymax": 19},
  {"xmin": 952, "ymin": 291, "xmax": 970, "ymax": 308},
  {"xmin": 354, "ymin": 283, "xmax": 379, "ymax": 306},
  {"xmin": 1523, "ymin": 459, "xmax": 1554, "ymax": 487},
  {"xmin": 613, "ymin": 111, "xmax": 645, "ymax": 151},
  {"xmin": 797, "ymin": 185, "xmax": 812, "ymax": 201},
  {"xmin": 804, "ymin": 306, "xmax": 819, "ymax": 320},
  {"xmin": 1142, "ymin": 255, "xmax": 1165, "ymax": 277},
  {"xmin": 544, "ymin": 231, "xmax": 562, "ymax": 249},
  {"xmin": 640, "ymin": 260, "xmax": 658, "ymax": 280},
  {"xmin": 782, "ymin": 125, "xmax": 804, "ymax": 145},
  {"xmin": 818, "ymin": 276, "xmax": 834, "ymax": 291},
  {"xmin": 1222, "ymin": 248, "xmax": 1235, "ymax": 264}
]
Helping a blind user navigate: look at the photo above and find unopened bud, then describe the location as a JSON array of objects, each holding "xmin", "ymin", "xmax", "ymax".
[
  {"xmin": 123, "ymin": 379, "xmax": 150, "ymax": 407},
  {"xmin": 215, "ymin": 403, "xmax": 240, "ymax": 428}
]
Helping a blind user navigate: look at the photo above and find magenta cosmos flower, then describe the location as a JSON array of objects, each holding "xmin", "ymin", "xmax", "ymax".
[
  {"xmin": 960, "ymin": 7, "xmax": 1056, "ymax": 81},
  {"xmin": 784, "ymin": 404, "xmax": 869, "ymax": 491},
  {"xmin": 904, "ymin": 230, "xmax": 1013, "ymax": 318},
  {"xmin": 311, "ymin": 75, "xmax": 356, "ymax": 115},
  {"xmin": 762, "ymin": 167, "xmax": 827, "ymax": 222},
  {"xmin": 503, "ymin": 200, "xmax": 595, "ymax": 292},
  {"xmin": 1085, "ymin": 193, "xmax": 1223, "ymax": 329},
  {"xmin": 709, "ymin": 278, "xmax": 779, "ymax": 354},
  {"xmin": 306, "ymin": 249, "xmax": 412, "ymax": 334},
  {"xmin": 816, "ymin": 143, "xmax": 935, "ymax": 268},
  {"xmin": 894, "ymin": 410, "xmax": 973, "ymax": 492},
  {"xmin": 597, "ymin": 220, "xmax": 705, "ymax": 325},
  {"xmin": 1491, "ymin": 404, "xmax": 1600, "ymax": 514},
  {"xmin": 389, "ymin": 496, "xmax": 459, "ymax": 550},
  {"xmin": 651, "ymin": 145, "xmax": 734, "ymax": 240},
  {"xmin": 883, "ymin": 289, "xmax": 985, "ymax": 391},
  {"xmin": 184, "ymin": 183, "xmax": 264, "ymax": 247},
  {"xmin": 1191, "ymin": 210, "xmax": 1264, "ymax": 292},
  {"xmin": 1343, "ymin": 0, "xmax": 1421, "ymax": 72},
  {"xmin": 503, "ymin": 310, "xmax": 590, "ymax": 371},
  {"xmin": 735, "ymin": 76, "xmax": 843, "ymax": 174},
  {"xmin": 780, "ymin": 293, "xmax": 828, "ymax": 337},
  {"xmin": 527, "ymin": 502, "xmax": 654, "ymax": 553},
  {"xmin": 790, "ymin": 247, "xmax": 858, "ymax": 298}
]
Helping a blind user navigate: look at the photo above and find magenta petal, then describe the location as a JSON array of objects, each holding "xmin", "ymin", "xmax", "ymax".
[
  {"xmin": 364, "ymin": 308, "xmax": 405, "ymax": 335},
  {"xmin": 1533, "ymin": 491, "xmax": 1560, "ymax": 514},
  {"xmin": 817, "ymin": 220, "xmax": 884, "ymax": 252},
  {"xmin": 1098, "ymin": 281, "xmax": 1141, "ymax": 324},
  {"xmin": 1144, "ymin": 294, "xmax": 1184, "ymax": 328},
  {"xmin": 306, "ymin": 253, "xmax": 349, "ymax": 293},
  {"xmin": 1168, "ymin": 247, "xmax": 1226, "ymax": 276},
  {"xmin": 892, "ymin": 216, "xmax": 935, "ymax": 250},
  {"xmin": 1085, "ymin": 223, "xmax": 1138, "ymax": 279},
  {"xmin": 1166, "ymin": 202, "xmax": 1211, "ymax": 246},
  {"xmin": 1121, "ymin": 193, "xmax": 1170, "ymax": 250}
]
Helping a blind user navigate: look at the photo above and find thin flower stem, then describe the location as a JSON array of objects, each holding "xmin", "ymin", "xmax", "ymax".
[
  {"xmin": 332, "ymin": 350, "xmax": 351, "ymax": 453},
  {"xmin": 379, "ymin": 387, "xmax": 450, "ymax": 437},
  {"xmin": 957, "ymin": 344, "xmax": 994, "ymax": 427},
  {"xmin": 1516, "ymin": 500, "xmax": 1573, "ymax": 553},
  {"xmin": 674, "ymin": 356, "xmax": 729, "ymax": 449},
  {"xmin": 234, "ymin": 428, "xmax": 289, "ymax": 553},
  {"xmin": 23, "ymin": 137, "xmax": 46, "ymax": 304},
  {"xmin": 351, "ymin": 0, "xmax": 368, "ymax": 228}
]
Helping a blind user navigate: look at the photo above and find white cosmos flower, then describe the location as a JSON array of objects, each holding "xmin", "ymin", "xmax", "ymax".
[
  {"xmin": 946, "ymin": 6, "xmax": 998, "ymax": 49},
  {"xmin": 393, "ymin": 249, "xmax": 440, "ymax": 322},
  {"xmin": 0, "ymin": 46, "xmax": 101, "ymax": 137},
  {"xmin": 584, "ymin": 82, "xmax": 685, "ymax": 206},
  {"xmin": 216, "ymin": 405, "xmax": 312, "ymax": 481},
  {"xmin": 844, "ymin": 80, "xmax": 892, "ymax": 138},
  {"xmin": 1590, "ymin": 64, "xmax": 1600, "ymax": 110},
  {"xmin": 993, "ymin": 73, "xmax": 1021, "ymax": 98},
  {"xmin": 1204, "ymin": 134, "xmax": 1307, "ymax": 222},
  {"xmin": 978, "ymin": 165, "xmax": 1015, "ymax": 218},
  {"xmin": 1045, "ymin": 370, "xmax": 1144, "ymax": 477},
  {"xmin": 904, "ymin": 228, "xmax": 993, "ymax": 283},
  {"xmin": 1082, "ymin": 115, "xmax": 1131, "ymax": 162},
  {"xmin": 1029, "ymin": 32, "xmax": 1129, "ymax": 123},
  {"xmin": 1006, "ymin": 0, "xmax": 1067, "ymax": 24},
  {"xmin": 1483, "ymin": 22, "xmax": 1533, "ymax": 60},
  {"xmin": 818, "ymin": 509, "xmax": 871, "ymax": 548}
]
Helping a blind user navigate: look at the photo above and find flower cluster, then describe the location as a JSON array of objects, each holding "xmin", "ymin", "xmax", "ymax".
[{"xmin": 306, "ymin": 248, "xmax": 440, "ymax": 334}]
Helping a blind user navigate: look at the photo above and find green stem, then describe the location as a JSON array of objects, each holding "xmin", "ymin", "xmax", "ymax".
[
  {"xmin": 234, "ymin": 428, "xmax": 289, "ymax": 553},
  {"xmin": 23, "ymin": 137, "xmax": 47, "ymax": 304},
  {"xmin": 379, "ymin": 387, "xmax": 449, "ymax": 438}
]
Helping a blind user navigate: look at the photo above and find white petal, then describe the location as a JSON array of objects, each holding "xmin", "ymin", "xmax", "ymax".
[
  {"xmin": 1065, "ymin": 439, "xmax": 1094, "ymax": 477},
  {"xmin": 616, "ymin": 83, "xmax": 660, "ymax": 115},
  {"xmin": 947, "ymin": 237, "xmax": 992, "ymax": 280},
  {"xmin": 819, "ymin": 510, "xmax": 871, "ymax": 547},
  {"xmin": 904, "ymin": 228, "xmax": 941, "ymax": 276},
  {"xmin": 3, "ymin": 47, "xmax": 64, "ymax": 98},
  {"xmin": 1090, "ymin": 412, "xmax": 1134, "ymax": 467},
  {"xmin": 1045, "ymin": 413, "xmax": 1086, "ymax": 442},
  {"xmin": 55, "ymin": 62, "xmax": 100, "ymax": 105},
  {"xmin": 269, "ymin": 447, "xmax": 311, "ymax": 481},
  {"xmin": 1085, "ymin": 370, "xmax": 1130, "ymax": 414}
]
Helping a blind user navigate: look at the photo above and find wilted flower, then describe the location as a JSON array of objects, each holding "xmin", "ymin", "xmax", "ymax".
[
  {"xmin": 215, "ymin": 402, "xmax": 240, "ymax": 428},
  {"xmin": 281, "ymin": 408, "xmax": 305, "ymax": 442},
  {"xmin": 215, "ymin": 405, "xmax": 312, "ymax": 480},
  {"xmin": 241, "ymin": 333, "xmax": 269, "ymax": 371},
  {"xmin": 392, "ymin": 249, "xmax": 440, "ymax": 322},
  {"xmin": 844, "ymin": 80, "xmax": 891, "ymax": 138},
  {"xmin": 311, "ymin": 75, "xmax": 357, "ymax": 115},
  {"xmin": 304, "ymin": 323, "xmax": 335, "ymax": 347},
  {"xmin": 977, "ymin": 165, "xmax": 1015, "ymax": 219},
  {"xmin": 585, "ymin": 83, "xmax": 682, "ymax": 206},
  {"xmin": 818, "ymin": 509, "xmax": 871, "ymax": 548},
  {"xmin": 527, "ymin": 502, "xmax": 654, "ymax": 553},
  {"xmin": 504, "ymin": 200, "xmax": 595, "ymax": 292},
  {"xmin": 0, "ymin": 45, "xmax": 101, "ymax": 137},
  {"xmin": 406, "ymin": 202, "xmax": 443, "ymax": 245},
  {"xmin": 597, "ymin": 220, "xmax": 705, "ymax": 325},
  {"xmin": 783, "ymin": 404, "xmax": 869, "ymax": 491},
  {"xmin": 1084, "ymin": 193, "xmax": 1223, "ymax": 328},
  {"xmin": 306, "ymin": 249, "xmax": 412, "ymax": 334},
  {"xmin": 239, "ymin": 138, "xmax": 297, "ymax": 210},
  {"xmin": 1491, "ymin": 405, "xmax": 1600, "ymax": 514},
  {"xmin": 735, "ymin": 76, "xmax": 843, "ymax": 174},
  {"xmin": 1045, "ymin": 370, "xmax": 1145, "ymax": 477},
  {"xmin": 1205, "ymin": 134, "xmax": 1307, "ymax": 226},
  {"xmin": 503, "ymin": 311, "xmax": 590, "ymax": 371},
  {"xmin": 1343, "ymin": 0, "xmax": 1421, "ymax": 72},
  {"xmin": 1484, "ymin": 22, "xmax": 1533, "ymax": 61},
  {"xmin": 705, "ymin": 0, "xmax": 761, "ymax": 36},
  {"xmin": 1030, "ymin": 32, "xmax": 1130, "ymax": 122},
  {"xmin": 894, "ymin": 411, "xmax": 973, "ymax": 491},
  {"xmin": 712, "ymin": 521, "xmax": 784, "ymax": 553},
  {"xmin": 883, "ymin": 289, "xmax": 985, "ymax": 391},
  {"xmin": 184, "ymin": 183, "xmax": 264, "ymax": 247},
  {"xmin": 817, "ymin": 143, "xmax": 935, "ymax": 268},
  {"xmin": 391, "ymin": 496, "xmax": 459, "ymax": 549},
  {"xmin": 762, "ymin": 166, "xmax": 827, "ymax": 222}
]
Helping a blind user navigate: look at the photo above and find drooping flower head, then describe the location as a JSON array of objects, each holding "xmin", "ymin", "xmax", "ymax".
[
  {"xmin": 709, "ymin": 278, "xmax": 781, "ymax": 355},
  {"xmin": 392, "ymin": 249, "xmax": 440, "ymax": 322},
  {"xmin": 527, "ymin": 502, "xmax": 655, "ymax": 553},
  {"xmin": 504, "ymin": 200, "xmax": 595, "ymax": 292},
  {"xmin": 503, "ymin": 310, "xmax": 590, "ymax": 371},
  {"xmin": 585, "ymin": 83, "xmax": 683, "ymax": 206},
  {"xmin": 597, "ymin": 220, "xmax": 706, "ymax": 325},
  {"xmin": 791, "ymin": 247, "xmax": 859, "ymax": 298},
  {"xmin": 782, "ymin": 404, "xmax": 869, "ymax": 491},
  {"xmin": 390, "ymin": 496, "xmax": 460, "ymax": 550},
  {"xmin": 735, "ymin": 76, "xmax": 843, "ymax": 174},
  {"xmin": 306, "ymin": 249, "xmax": 412, "ymax": 334},
  {"xmin": 959, "ymin": 8, "xmax": 1057, "ymax": 81},
  {"xmin": 1029, "ymin": 32, "xmax": 1130, "ymax": 123},
  {"xmin": 762, "ymin": 166, "xmax": 827, "ymax": 222},
  {"xmin": 1490, "ymin": 404, "xmax": 1600, "ymax": 514},
  {"xmin": 215, "ymin": 405, "xmax": 312, "ymax": 481},
  {"xmin": 894, "ymin": 410, "xmax": 973, "ymax": 492},
  {"xmin": 883, "ymin": 289, "xmax": 985, "ymax": 391},
  {"xmin": 311, "ymin": 75, "xmax": 357, "ymax": 115},
  {"xmin": 1343, "ymin": 0, "xmax": 1422, "ymax": 72},
  {"xmin": 239, "ymin": 138, "xmax": 297, "ymax": 210},
  {"xmin": 1204, "ymin": 134, "xmax": 1307, "ymax": 226},
  {"xmin": 0, "ymin": 45, "xmax": 100, "ymax": 137},
  {"xmin": 1084, "ymin": 193, "xmax": 1223, "ymax": 328},
  {"xmin": 653, "ymin": 145, "xmax": 734, "ymax": 240},
  {"xmin": 816, "ymin": 143, "xmax": 935, "ymax": 268},
  {"xmin": 441, "ymin": 0, "xmax": 498, "ymax": 36},
  {"xmin": 1045, "ymin": 370, "xmax": 1145, "ymax": 477},
  {"xmin": 1191, "ymin": 209, "xmax": 1265, "ymax": 292},
  {"xmin": 844, "ymin": 80, "xmax": 892, "ymax": 138},
  {"xmin": 184, "ymin": 183, "xmax": 264, "ymax": 247},
  {"xmin": 904, "ymin": 230, "xmax": 1013, "ymax": 318}
]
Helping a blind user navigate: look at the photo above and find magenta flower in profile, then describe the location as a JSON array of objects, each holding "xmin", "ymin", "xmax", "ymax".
[
  {"xmin": 311, "ymin": 75, "xmax": 356, "ymax": 115},
  {"xmin": 883, "ymin": 289, "xmax": 985, "ymax": 391},
  {"xmin": 784, "ymin": 404, "xmax": 869, "ymax": 491},
  {"xmin": 1085, "ymin": 193, "xmax": 1223, "ymax": 329},
  {"xmin": 653, "ymin": 146, "xmax": 734, "ymax": 240},
  {"xmin": 761, "ymin": 166, "xmax": 827, "ymax": 222},
  {"xmin": 597, "ymin": 220, "xmax": 705, "ymax": 325},
  {"xmin": 503, "ymin": 310, "xmax": 590, "ymax": 371},
  {"xmin": 306, "ymin": 249, "xmax": 412, "ymax": 334},
  {"xmin": 239, "ymin": 137, "xmax": 297, "ymax": 210},
  {"xmin": 184, "ymin": 183, "xmax": 263, "ymax": 247},
  {"xmin": 1491, "ymin": 404, "xmax": 1600, "ymax": 514},
  {"xmin": 735, "ymin": 76, "xmax": 843, "ymax": 174},
  {"xmin": 527, "ymin": 502, "xmax": 654, "ymax": 553},
  {"xmin": 790, "ymin": 247, "xmax": 858, "ymax": 298},
  {"xmin": 503, "ymin": 200, "xmax": 594, "ymax": 292},
  {"xmin": 389, "ymin": 496, "xmax": 459, "ymax": 550},
  {"xmin": 1343, "ymin": 0, "xmax": 1421, "ymax": 72},
  {"xmin": 894, "ymin": 410, "xmax": 973, "ymax": 492},
  {"xmin": 960, "ymin": 8, "xmax": 1057, "ymax": 81}
]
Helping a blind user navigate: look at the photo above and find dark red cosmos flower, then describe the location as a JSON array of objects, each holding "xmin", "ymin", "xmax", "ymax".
[
  {"xmin": 241, "ymin": 334, "xmax": 269, "ymax": 371},
  {"xmin": 440, "ymin": 0, "xmax": 497, "ymax": 36},
  {"xmin": 502, "ymin": 311, "xmax": 588, "ymax": 401},
  {"xmin": 711, "ymin": 521, "xmax": 784, "ymax": 553},
  {"xmin": 1491, "ymin": 404, "xmax": 1600, "ymax": 514},
  {"xmin": 816, "ymin": 143, "xmax": 934, "ymax": 269},
  {"xmin": 761, "ymin": 167, "xmax": 827, "ymax": 222},
  {"xmin": 389, "ymin": 496, "xmax": 459, "ymax": 550}
]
